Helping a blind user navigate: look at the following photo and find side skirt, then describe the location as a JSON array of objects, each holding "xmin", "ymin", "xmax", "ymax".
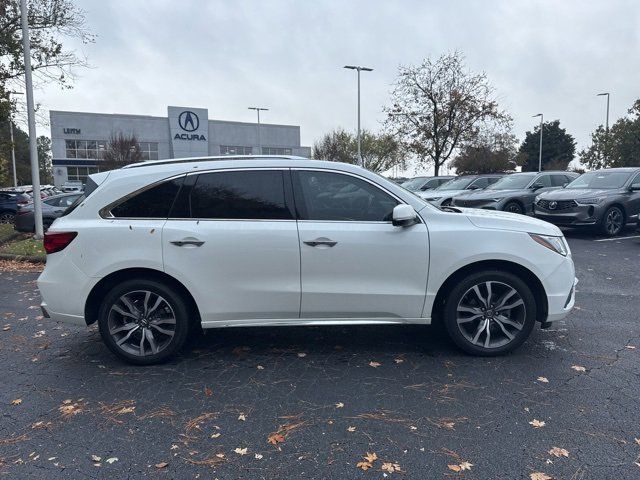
[{"xmin": 201, "ymin": 317, "xmax": 432, "ymax": 329}]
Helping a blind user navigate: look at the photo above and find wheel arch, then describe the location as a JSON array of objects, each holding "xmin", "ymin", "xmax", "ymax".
[
  {"xmin": 84, "ymin": 267, "xmax": 201, "ymax": 327},
  {"xmin": 430, "ymin": 259, "xmax": 548, "ymax": 325},
  {"xmin": 503, "ymin": 198, "xmax": 526, "ymax": 212}
]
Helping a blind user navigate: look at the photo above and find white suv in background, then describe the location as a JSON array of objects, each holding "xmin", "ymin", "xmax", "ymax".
[{"xmin": 38, "ymin": 156, "xmax": 577, "ymax": 364}]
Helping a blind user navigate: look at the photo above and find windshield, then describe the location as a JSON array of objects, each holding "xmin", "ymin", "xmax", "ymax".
[
  {"xmin": 401, "ymin": 177, "xmax": 427, "ymax": 191},
  {"xmin": 565, "ymin": 171, "xmax": 632, "ymax": 189},
  {"xmin": 486, "ymin": 173, "xmax": 537, "ymax": 190},
  {"xmin": 435, "ymin": 177, "xmax": 474, "ymax": 191}
]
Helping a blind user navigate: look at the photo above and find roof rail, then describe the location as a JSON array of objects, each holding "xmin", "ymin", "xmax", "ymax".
[{"xmin": 122, "ymin": 155, "xmax": 308, "ymax": 169}]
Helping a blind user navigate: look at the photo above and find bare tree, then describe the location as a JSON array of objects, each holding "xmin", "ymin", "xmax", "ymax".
[
  {"xmin": 384, "ymin": 52, "xmax": 511, "ymax": 175},
  {"xmin": 101, "ymin": 132, "xmax": 143, "ymax": 171}
]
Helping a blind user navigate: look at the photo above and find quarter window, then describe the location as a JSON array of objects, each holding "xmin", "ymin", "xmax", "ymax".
[
  {"xmin": 110, "ymin": 177, "xmax": 184, "ymax": 218},
  {"xmin": 293, "ymin": 170, "xmax": 399, "ymax": 222},
  {"xmin": 189, "ymin": 170, "xmax": 292, "ymax": 220}
]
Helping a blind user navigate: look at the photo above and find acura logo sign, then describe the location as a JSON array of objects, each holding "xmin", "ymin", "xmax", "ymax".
[
  {"xmin": 178, "ymin": 111, "xmax": 199, "ymax": 132},
  {"xmin": 549, "ymin": 201, "xmax": 558, "ymax": 210}
]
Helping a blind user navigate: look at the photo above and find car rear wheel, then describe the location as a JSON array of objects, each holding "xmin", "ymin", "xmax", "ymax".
[
  {"xmin": 601, "ymin": 206, "xmax": 624, "ymax": 236},
  {"xmin": 98, "ymin": 279, "xmax": 191, "ymax": 365},
  {"xmin": 0, "ymin": 211, "xmax": 15, "ymax": 224},
  {"xmin": 443, "ymin": 270, "xmax": 537, "ymax": 356},
  {"xmin": 503, "ymin": 202, "xmax": 523, "ymax": 215}
]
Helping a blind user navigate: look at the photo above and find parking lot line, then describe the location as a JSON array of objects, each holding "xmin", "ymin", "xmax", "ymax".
[{"xmin": 594, "ymin": 235, "xmax": 640, "ymax": 242}]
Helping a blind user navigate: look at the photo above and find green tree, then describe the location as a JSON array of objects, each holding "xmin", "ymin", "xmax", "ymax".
[
  {"xmin": 313, "ymin": 128, "xmax": 406, "ymax": 173},
  {"xmin": 452, "ymin": 131, "xmax": 519, "ymax": 174},
  {"xmin": 384, "ymin": 51, "xmax": 511, "ymax": 176},
  {"xmin": 580, "ymin": 99, "xmax": 640, "ymax": 169},
  {"xmin": 37, "ymin": 135, "xmax": 52, "ymax": 183},
  {"xmin": 519, "ymin": 120, "xmax": 575, "ymax": 171}
]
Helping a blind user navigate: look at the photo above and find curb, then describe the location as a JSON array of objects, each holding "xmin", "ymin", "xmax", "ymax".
[{"xmin": 0, "ymin": 253, "xmax": 45, "ymax": 264}]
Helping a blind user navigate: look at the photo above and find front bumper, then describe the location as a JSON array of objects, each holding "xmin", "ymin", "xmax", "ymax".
[{"xmin": 534, "ymin": 203, "xmax": 604, "ymax": 226}]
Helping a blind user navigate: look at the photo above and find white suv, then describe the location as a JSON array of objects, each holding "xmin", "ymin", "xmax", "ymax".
[{"xmin": 38, "ymin": 157, "xmax": 577, "ymax": 364}]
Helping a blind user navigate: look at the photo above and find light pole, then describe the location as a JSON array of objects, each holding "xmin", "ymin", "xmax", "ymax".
[
  {"xmin": 20, "ymin": 0, "xmax": 44, "ymax": 238},
  {"xmin": 8, "ymin": 91, "xmax": 24, "ymax": 187},
  {"xmin": 532, "ymin": 113, "xmax": 543, "ymax": 172},
  {"xmin": 248, "ymin": 107, "xmax": 268, "ymax": 154},
  {"xmin": 344, "ymin": 65, "xmax": 373, "ymax": 166},
  {"xmin": 596, "ymin": 92, "xmax": 610, "ymax": 132}
]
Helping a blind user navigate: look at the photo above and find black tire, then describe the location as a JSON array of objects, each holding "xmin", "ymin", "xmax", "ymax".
[
  {"xmin": 0, "ymin": 211, "xmax": 15, "ymax": 224},
  {"xmin": 97, "ymin": 278, "xmax": 191, "ymax": 365},
  {"xmin": 443, "ymin": 270, "xmax": 537, "ymax": 356},
  {"xmin": 601, "ymin": 206, "xmax": 624, "ymax": 237},
  {"xmin": 503, "ymin": 201, "xmax": 523, "ymax": 215}
]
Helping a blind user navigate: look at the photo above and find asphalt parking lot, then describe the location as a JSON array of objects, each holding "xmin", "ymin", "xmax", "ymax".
[{"xmin": 1, "ymin": 230, "xmax": 639, "ymax": 480}]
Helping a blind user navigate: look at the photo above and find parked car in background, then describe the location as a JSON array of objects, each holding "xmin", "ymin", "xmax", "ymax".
[
  {"xmin": 62, "ymin": 181, "xmax": 84, "ymax": 192},
  {"xmin": 401, "ymin": 175, "xmax": 455, "ymax": 193},
  {"xmin": 452, "ymin": 171, "xmax": 579, "ymax": 214},
  {"xmin": 0, "ymin": 191, "xmax": 31, "ymax": 224},
  {"xmin": 418, "ymin": 174, "xmax": 506, "ymax": 206},
  {"xmin": 534, "ymin": 168, "xmax": 640, "ymax": 236},
  {"xmin": 38, "ymin": 156, "xmax": 576, "ymax": 364},
  {"xmin": 14, "ymin": 192, "xmax": 83, "ymax": 233}
]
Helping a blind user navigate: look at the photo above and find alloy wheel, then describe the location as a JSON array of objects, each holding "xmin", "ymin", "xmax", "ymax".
[
  {"xmin": 456, "ymin": 281, "xmax": 526, "ymax": 349},
  {"xmin": 107, "ymin": 290, "xmax": 176, "ymax": 357},
  {"xmin": 0, "ymin": 212, "xmax": 15, "ymax": 224},
  {"xmin": 605, "ymin": 208, "xmax": 623, "ymax": 236},
  {"xmin": 505, "ymin": 202, "xmax": 522, "ymax": 214}
]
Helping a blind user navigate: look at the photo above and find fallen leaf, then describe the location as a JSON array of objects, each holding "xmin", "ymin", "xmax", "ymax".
[
  {"xmin": 626, "ymin": 345, "xmax": 636, "ymax": 350},
  {"xmin": 234, "ymin": 447, "xmax": 248, "ymax": 456},
  {"xmin": 210, "ymin": 433, "xmax": 221, "ymax": 439},
  {"xmin": 11, "ymin": 398, "xmax": 22, "ymax": 406},
  {"xmin": 255, "ymin": 453, "xmax": 263, "ymax": 459},
  {"xmin": 635, "ymin": 438, "xmax": 640, "ymax": 446},
  {"xmin": 155, "ymin": 462, "xmax": 168, "ymax": 469},
  {"xmin": 297, "ymin": 352, "xmax": 307, "ymax": 357},
  {"xmin": 91, "ymin": 455, "xmax": 102, "ymax": 462},
  {"xmin": 257, "ymin": 365, "xmax": 264, "ymax": 370},
  {"xmin": 548, "ymin": 446, "xmax": 569, "ymax": 458},
  {"xmin": 410, "ymin": 425, "xmax": 417, "ymax": 430},
  {"xmin": 364, "ymin": 452, "xmax": 377, "ymax": 463},
  {"xmin": 215, "ymin": 453, "xmax": 225, "ymax": 459},
  {"xmin": 530, "ymin": 473, "xmax": 553, "ymax": 480},
  {"xmin": 529, "ymin": 419, "xmax": 546, "ymax": 428},
  {"xmin": 238, "ymin": 414, "xmax": 246, "ymax": 421},
  {"xmin": 335, "ymin": 402, "xmax": 344, "ymax": 408},
  {"xmin": 356, "ymin": 461, "xmax": 372, "ymax": 471},
  {"xmin": 571, "ymin": 365, "xmax": 586, "ymax": 372},
  {"xmin": 459, "ymin": 461, "xmax": 473, "ymax": 471},
  {"xmin": 267, "ymin": 433, "xmax": 285, "ymax": 445},
  {"xmin": 448, "ymin": 464, "xmax": 462, "ymax": 472},
  {"xmin": 394, "ymin": 358, "xmax": 404, "ymax": 364},
  {"xmin": 537, "ymin": 376, "xmax": 549, "ymax": 383},
  {"xmin": 204, "ymin": 387, "xmax": 213, "ymax": 397},
  {"xmin": 347, "ymin": 426, "xmax": 356, "ymax": 432},
  {"xmin": 106, "ymin": 457, "xmax": 118, "ymax": 464},
  {"xmin": 2, "ymin": 325, "xmax": 10, "ymax": 331},
  {"xmin": 381, "ymin": 462, "xmax": 402, "ymax": 473},
  {"xmin": 116, "ymin": 406, "xmax": 135, "ymax": 414},
  {"xmin": 368, "ymin": 361, "xmax": 381, "ymax": 368}
]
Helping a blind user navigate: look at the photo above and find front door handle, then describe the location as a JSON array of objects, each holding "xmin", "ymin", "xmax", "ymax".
[
  {"xmin": 170, "ymin": 239, "xmax": 205, "ymax": 247},
  {"xmin": 303, "ymin": 238, "xmax": 337, "ymax": 248}
]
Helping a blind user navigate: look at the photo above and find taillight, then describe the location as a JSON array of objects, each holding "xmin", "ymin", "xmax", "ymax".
[{"xmin": 43, "ymin": 231, "xmax": 78, "ymax": 254}]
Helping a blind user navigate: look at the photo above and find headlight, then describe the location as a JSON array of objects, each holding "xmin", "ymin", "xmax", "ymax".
[
  {"xmin": 575, "ymin": 197, "xmax": 605, "ymax": 205},
  {"xmin": 534, "ymin": 195, "xmax": 542, "ymax": 203},
  {"xmin": 529, "ymin": 233, "xmax": 568, "ymax": 256}
]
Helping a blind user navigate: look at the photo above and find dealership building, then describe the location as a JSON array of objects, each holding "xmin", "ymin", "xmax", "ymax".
[{"xmin": 49, "ymin": 106, "xmax": 312, "ymax": 187}]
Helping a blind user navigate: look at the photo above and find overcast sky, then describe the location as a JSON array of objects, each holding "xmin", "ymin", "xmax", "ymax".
[{"xmin": 29, "ymin": 0, "xmax": 640, "ymax": 174}]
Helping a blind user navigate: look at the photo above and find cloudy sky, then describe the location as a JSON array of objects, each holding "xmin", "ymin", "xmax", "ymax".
[{"xmin": 30, "ymin": 0, "xmax": 640, "ymax": 173}]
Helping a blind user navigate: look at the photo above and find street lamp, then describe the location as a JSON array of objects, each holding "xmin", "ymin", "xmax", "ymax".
[
  {"xmin": 7, "ymin": 91, "xmax": 24, "ymax": 188},
  {"xmin": 596, "ymin": 92, "xmax": 610, "ymax": 132},
  {"xmin": 532, "ymin": 113, "xmax": 543, "ymax": 172},
  {"xmin": 343, "ymin": 65, "xmax": 373, "ymax": 166},
  {"xmin": 20, "ymin": 0, "xmax": 44, "ymax": 239},
  {"xmin": 248, "ymin": 107, "xmax": 269, "ymax": 154}
]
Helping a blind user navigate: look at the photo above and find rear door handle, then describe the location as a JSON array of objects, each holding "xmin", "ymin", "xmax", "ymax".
[
  {"xmin": 170, "ymin": 239, "xmax": 205, "ymax": 247},
  {"xmin": 303, "ymin": 238, "xmax": 337, "ymax": 248}
]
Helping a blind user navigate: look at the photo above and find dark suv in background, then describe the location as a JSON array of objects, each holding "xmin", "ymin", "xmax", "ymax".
[
  {"xmin": 534, "ymin": 168, "xmax": 640, "ymax": 236},
  {"xmin": 452, "ymin": 171, "xmax": 579, "ymax": 214},
  {"xmin": 418, "ymin": 174, "xmax": 505, "ymax": 206},
  {"xmin": 0, "ymin": 191, "xmax": 31, "ymax": 224},
  {"xmin": 401, "ymin": 175, "xmax": 455, "ymax": 193}
]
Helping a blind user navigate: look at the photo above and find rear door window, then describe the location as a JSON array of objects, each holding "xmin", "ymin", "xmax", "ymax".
[
  {"xmin": 110, "ymin": 177, "xmax": 185, "ymax": 218},
  {"xmin": 551, "ymin": 174, "xmax": 569, "ymax": 187},
  {"xmin": 534, "ymin": 174, "xmax": 552, "ymax": 187},
  {"xmin": 189, "ymin": 170, "xmax": 293, "ymax": 220}
]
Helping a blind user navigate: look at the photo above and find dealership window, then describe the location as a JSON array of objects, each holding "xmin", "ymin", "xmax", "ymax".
[
  {"xmin": 67, "ymin": 166, "xmax": 100, "ymax": 183},
  {"xmin": 65, "ymin": 140, "xmax": 107, "ymax": 159},
  {"xmin": 262, "ymin": 147, "xmax": 292, "ymax": 155},
  {"xmin": 220, "ymin": 145, "xmax": 253, "ymax": 155},
  {"xmin": 139, "ymin": 142, "xmax": 159, "ymax": 160}
]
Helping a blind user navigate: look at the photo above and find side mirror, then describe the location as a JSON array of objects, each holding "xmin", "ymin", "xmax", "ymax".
[
  {"xmin": 467, "ymin": 185, "xmax": 480, "ymax": 190},
  {"xmin": 531, "ymin": 183, "xmax": 544, "ymax": 190},
  {"xmin": 562, "ymin": 183, "xmax": 569, "ymax": 188},
  {"xmin": 392, "ymin": 204, "xmax": 418, "ymax": 227}
]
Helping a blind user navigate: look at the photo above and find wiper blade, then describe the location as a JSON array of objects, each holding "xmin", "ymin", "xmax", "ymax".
[{"xmin": 439, "ymin": 206, "xmax": 462, "ymax": 213}]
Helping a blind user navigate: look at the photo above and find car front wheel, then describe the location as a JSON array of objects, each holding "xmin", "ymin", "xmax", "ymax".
[
  {"xmin": 0, "ymin": 211, "xmax": 15, "ymax": 224},
  {"xmin": 443, "ymin": 271, "xmax": 537, "ymax": 356},
  {"xmin": 503, "ymin": 201, "xmax": 523, "ymax": 215},
  {"xmin": 601, "ymin": 206, "xmax": 624, "ymax": 236},
  {"xmin": 98, "ymin": 279, "xmax": 191, "ymax": 365}
]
